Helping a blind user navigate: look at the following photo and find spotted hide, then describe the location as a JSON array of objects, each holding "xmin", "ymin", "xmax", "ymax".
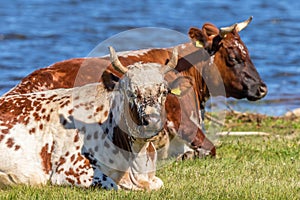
[{"xmin": 0, "ymin": 47, "xmax": 192, "ymax": 190}]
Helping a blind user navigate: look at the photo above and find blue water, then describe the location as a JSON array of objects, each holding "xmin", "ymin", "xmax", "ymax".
[{"xmin": 1, "ymin": 0, "xmax": 300, "ymax": 116}]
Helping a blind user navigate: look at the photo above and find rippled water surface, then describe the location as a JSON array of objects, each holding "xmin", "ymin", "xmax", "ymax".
[{"xmin": 1, "ymin": 0, "xmax": 300, "ymax": 116}]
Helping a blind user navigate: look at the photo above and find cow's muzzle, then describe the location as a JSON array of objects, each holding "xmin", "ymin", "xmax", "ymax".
[
  {"xmin": 142, "ymin": 113, "xmax": 161, "ymax": 126},
  {"xmin": 141, "ymin": 113, "xmax": 164, "ymax": 136},
  {"xmin": 247, "ymin": 82, "xmax": 268, "ymax": 101}
]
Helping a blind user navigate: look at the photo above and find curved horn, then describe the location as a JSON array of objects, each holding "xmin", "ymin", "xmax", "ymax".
[
  {"xmin": 235, "ymin": 16, "xmax": 253, "ymax": 32},
  {"xmin": 167, "ymin": 47, "xmax": 178, "ymax": 69},
  {"xmin": 220, "ymin": 16, "xmax": 253, "ymax": 37},
  {"xmin": 108, "ymin": 46, "xmax": 128, "ymax": 74},
  {"xmin": 220, "ymin": 23, "xmax": 238, "ymax": 37},
  {"xmin": 161, "ymin": 47, "xmax": 178, "ymax": 74}
]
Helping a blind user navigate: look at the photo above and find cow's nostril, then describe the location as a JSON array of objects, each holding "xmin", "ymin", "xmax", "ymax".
[
  {"xmin": 142, "ymin": 114, "xmax": 160, "ymax": 126},
  {"xmin": 258, "ymin": 85, "xmax": 268, "ymax": 97},
  {"xmin": 142, "ymin": 116, "xmax": 149, "ymax": 126}
]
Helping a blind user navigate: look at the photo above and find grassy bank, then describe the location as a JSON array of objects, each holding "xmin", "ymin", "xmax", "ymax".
[{"xmin": 1, "ymin": 112, "xmax": 299, "ymax": 199}]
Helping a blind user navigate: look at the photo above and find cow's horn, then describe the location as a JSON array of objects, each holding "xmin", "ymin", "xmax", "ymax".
[
  {"xmin": 235, "ymin": 16, "xmax": 253, "ymax": 32},
  {"xmin": 162, "ymin": 47, "xmax": 178, "ymax": 74},
  {"xmin": 109, "ymin": 46, "xmax": 128, "ymax": 74},
  {"xmin": 220, "ymin": 23, "xmax": 237, "ymax": 37},
  {"xmin": 220, "ymin": 16, "xmax": 253, "ymax": 37}
]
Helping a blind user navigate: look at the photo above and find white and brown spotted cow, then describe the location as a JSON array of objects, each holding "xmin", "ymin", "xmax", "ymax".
[{"xmin": 0, "ymin": 47, "xmax": 192, "ymax": 190}]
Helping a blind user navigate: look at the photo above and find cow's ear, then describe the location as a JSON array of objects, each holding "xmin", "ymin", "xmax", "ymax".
[
  {"xmin": 102, "ymin": 71, "xmax": 120, "ymax": 91},
  {"xmin": 189, "ymin": 23, "xmax": 219, "ymax": 51},
  {"xmin": 169, "ymin": 76, "xmax": 193, "ymax": 97},
  {"xmin": 189, "ymin": 27, "xmax": 205, "ymax": 48}
]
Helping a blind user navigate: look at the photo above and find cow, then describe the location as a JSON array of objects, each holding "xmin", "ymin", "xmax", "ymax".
[
  {"xmin": 0, "ymin": 47, "xmax": 193, "ymax": 190},
  {"xmin": 3, "ymin": 17, "xmax": 267, "ymax": 159}
]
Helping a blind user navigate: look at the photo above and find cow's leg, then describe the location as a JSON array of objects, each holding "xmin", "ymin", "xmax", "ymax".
[
  {"xmin": 0, "ymin": 172, "xmax": 22, "ymax": 188},
  {"xmin": 50, "ymin": 151, "xmax": 94, "ymax": 187},
  {"xmin": 153, "ymin": 129, "xmax": 214, "ymax": 161},
  {"xmin": 175, "ymin": 146, "xmax": 213, "ymax": 161},
  {"xmin": 91, "ymin": 167, "xmax": 118, "ymax": 190},
  {"xmin": 82, "ymin": 151, "xmax": 118, "ymax": 190},
  {"xmin": 51, "ymin": 154, "xmax": 118, "ymax": 190},
  {"xmin": 148, "ymin": 176, "xmax": 164, "ymax": 190},
  {"xmin": 50, "ymin": 150, "xmax": 116, "ymax": 189},
  {"xmin": 166, "ymin": 134, "xmax": 194, "ymax": 159},
  {"xmin": 167, "ymin": 133, "xmax": 215, "ymax": 161}
]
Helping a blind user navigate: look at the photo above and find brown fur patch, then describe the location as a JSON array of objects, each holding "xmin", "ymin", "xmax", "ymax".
[
  {"xmin": 96, "ymin": 105, "xmax": 104, "ymax": 112},
  {"xmin": 0, "ymin": 135, "xmax": 5, "ymax": 142},
  {"xmin": 14, "ymin": 145, "xmax": 21, "ymax": 151},
  {"xmin": 68, "ymin": 109, "xmax": 74, "ymax": 115},
  {"xmin": 74, "ymin": 132, "xmax": 80, "ymax": 143},
  {"xmin": 104, "ymin": 110, "xmax": 108, "ymax": 117},
  {"xmin": 29, "ymin": 128, "xmax": 36, "ymax": 134},
  {"xmin": 70, "ymin": 154, "xmax": 75, "ymax": 162},
  {"xmin": 56, "ymin": 157, "xmax": 66, "ymax": 173},
  {"xmin": 6, "ymin": 138, "xmax": 15, "ymax": 148},
  {"xmin": 1, "ymin": 129, "xmax": 9, "ymax": 134},
  {"xmin": 40, "ymin": 143, "xmax": 53, "ymax": 174}
]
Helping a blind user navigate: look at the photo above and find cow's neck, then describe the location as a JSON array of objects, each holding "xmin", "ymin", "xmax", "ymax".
[
  {"xmin": 168, "ymin": 42, "xmax": 212, "ymax": 111},
  {"xmin": 108, "ymin": 92, "xmax": 158, "ymax": 189},
  {"xmin": 100, "ymin": 107, "xmax": 158, "ymax": 189},
  {"xmin": 124, "ymin": 139, "xmax": 157, "ymax": 190}
]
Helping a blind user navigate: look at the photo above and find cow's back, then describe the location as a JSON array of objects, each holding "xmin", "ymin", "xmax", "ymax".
[{"xmin": 4, "ymin": 49, "xmax": 171, "ymax": 96}]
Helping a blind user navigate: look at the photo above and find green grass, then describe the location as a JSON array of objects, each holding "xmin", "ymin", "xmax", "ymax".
[{"xmin": 1, "ymin": 112, "xmax": 300, "ymax": 199}]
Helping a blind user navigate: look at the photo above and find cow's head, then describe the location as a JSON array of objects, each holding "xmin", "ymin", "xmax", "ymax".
[
  {"xmin": 109, "ymin": 47, "xmax": 192, "ymax": 139},
  {"xmin": 189, "ymin": 17, "xmax": 267, "ymax": 101}
]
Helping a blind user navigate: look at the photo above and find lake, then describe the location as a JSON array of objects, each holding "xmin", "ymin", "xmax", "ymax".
[{"xmin": 1, "ymin": 0, "xmax": 300, "ymax": 116}]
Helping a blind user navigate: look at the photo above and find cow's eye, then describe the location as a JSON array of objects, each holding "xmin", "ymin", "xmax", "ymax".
[
  {"xmin": 163, "ymin": 89, "xmax": 169, "ymax": 95},
  {"xmin": 166, "ymin": 88, "xmax": 171, "ymax": 94},
  {"xmin": 229, "ymin": 54, "xmax": 236, "ymax": 61}
]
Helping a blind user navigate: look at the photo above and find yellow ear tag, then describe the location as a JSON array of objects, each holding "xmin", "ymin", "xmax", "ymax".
[
  {"xmin": 195, "ymin": 40, "xmax": 204, "ymax": 48},
  {"xmin": 171, "ymin": 87, "xmax": 181, "ymax": 96}
]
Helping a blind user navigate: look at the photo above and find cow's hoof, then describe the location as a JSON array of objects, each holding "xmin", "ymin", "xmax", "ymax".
[
  {"xmin": 92, "ymin": 175, "xmax": 118, "ymax": 190},
  {"xmin": 195, "ymin": 148, "xmax": 214, "ymax": 159},
  {"xmin": 176, "ymin": 147, "xmax": 215, "ymax": 161},
  {"xmin": 176, "ymin": 151, "xmax": 196, "ymax": 161}
]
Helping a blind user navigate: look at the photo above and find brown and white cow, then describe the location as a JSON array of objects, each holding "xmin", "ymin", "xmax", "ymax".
[
  {"xmin": 4, "ymin": 17, "xmax": 267, "ymax": 159},
  {"xmin": 0, "ymin": 47, "xmax": 192, "ymax": 190}
]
